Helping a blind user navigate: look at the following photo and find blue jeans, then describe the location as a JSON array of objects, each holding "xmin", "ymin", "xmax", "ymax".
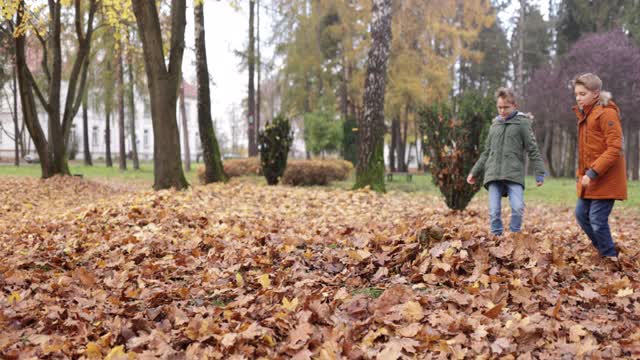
[
  {"xmin": 575, "ymin": 198, "xmax": 617, "ymax": 257},
  {"xmin": 488, "ymin": 181, "xmax": 524, "ymax": 235}
]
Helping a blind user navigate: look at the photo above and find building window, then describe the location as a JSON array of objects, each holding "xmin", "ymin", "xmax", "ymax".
[
  {"xmin": 92, "ymin": 126, "xmax": 99, "ymax": 147},
  {"xmin": 144, "ymin": 129, "xmax": 149, "ymax": 149}
]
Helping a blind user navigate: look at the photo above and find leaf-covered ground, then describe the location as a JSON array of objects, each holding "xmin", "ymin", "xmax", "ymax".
[{"xmin": 0, "ymin": 176, "xmax": 639, "ymax": 359}]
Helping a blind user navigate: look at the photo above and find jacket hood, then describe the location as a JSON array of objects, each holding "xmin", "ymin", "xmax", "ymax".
[{"xmin": 573, "ymin": 90, "xmax": 620, "ymax": 118}]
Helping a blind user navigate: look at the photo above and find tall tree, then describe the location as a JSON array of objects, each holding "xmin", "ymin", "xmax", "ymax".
[
  {"xmin": 354, "ymin": 0, "xmax": 393, "ymax": 192},
  {"xmin": 194, "ymin": 0, "xmax": 226, "ymax": 183},
  {"xmin": 117, "ymin": 44, "xmax": 127, "ymax": 170},
  {"xmin": 555, "ymin": 0, "xmax": 627, "ymax": 55},
  {"xmin": 127, "ymin": 60, "xmax": 140, "ymax": 170},
  {"xmin": 132, "ymin": 0, "xmax": 189, "ymax": 190},
  {"xmin": 461, "ymin": 16, "xmax": 510, "ymax": 93},
  {"xmin": 105, "ymin": 110, "xmax": 113, "ymax": 167},
  {"xmin": 10, "ymin": 0, "xmax": 97, "ymax": 178},
  {"xmin": 179, "ymin": 78, "xmax": 190, "ymax": 172},
  {"xmin": 82, "ymin": 87, "xmax": 92, "ymax": 165},
  {"xmin": 511, "ymin": 2, "xmax": 552, "ymax": 95},
  {"xmin": 256, "ymin": 0, "xmax": 261, "ymax": 140},
  {"xmin": 247, "ymin": 0, "xmax": 258, "ymax": 156}
]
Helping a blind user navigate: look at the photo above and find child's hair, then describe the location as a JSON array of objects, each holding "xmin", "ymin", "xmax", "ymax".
[
  {"xmin": 572, "ymin": 73, "xmax": 602, "ymax": 91},
  {"xmin": 494, "ymin": 87, "xmax": 517, "ymax": 104}
]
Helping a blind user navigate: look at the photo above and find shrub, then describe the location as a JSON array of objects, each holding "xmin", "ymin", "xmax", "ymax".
[
  {"xmin": 282, "ymin": 159, "xmax": 354, "ymax": 186},
  {"xmin": 259, "ymin": 115, "xmax": 294, "ymax": 185},
  {"xmin": 418, "ymin": 90, "xmax": 494, "ymax": 210},
  {"xmin": 197, "ymin": 157, "xmax": 261, "ymax": 184}
]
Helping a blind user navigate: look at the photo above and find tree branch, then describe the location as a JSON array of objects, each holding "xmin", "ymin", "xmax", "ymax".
[{"xmin": 26, "ymin": 67, "xmax": 51, "ymax": 113}]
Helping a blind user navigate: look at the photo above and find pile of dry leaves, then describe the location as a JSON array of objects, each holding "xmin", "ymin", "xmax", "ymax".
[{"xmin": 0, "ymin": 176, "xmax": 638, "ymax": 359}]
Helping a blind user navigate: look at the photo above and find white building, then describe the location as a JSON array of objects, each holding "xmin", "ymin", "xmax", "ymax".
[{"xmin": 0, "ymin": 81, "xmax": 202, "ymax": 163}]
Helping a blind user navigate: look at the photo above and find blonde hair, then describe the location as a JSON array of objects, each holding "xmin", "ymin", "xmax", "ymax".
[
  {"xmin": 495, "ymin": 87, "xmax": 517, "ymax": 104},
  {"xmin": 572, "ymin": 73, "xmax": 602, "ymax": 92}
]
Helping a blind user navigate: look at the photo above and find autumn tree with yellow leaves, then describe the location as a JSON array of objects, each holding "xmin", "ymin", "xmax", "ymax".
[
  {"xmin": 4, "ymin": 0, "xmax": 98, "ymax": 178},
  {"xmin": 272, "ymin": 0, "xmax": 495, "ymax": 191}
]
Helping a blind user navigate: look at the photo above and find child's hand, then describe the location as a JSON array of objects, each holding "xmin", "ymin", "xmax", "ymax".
[
  {"xmin": 581, "ymin": 175, "xmax": 591, "ymax": 187},
  {"xmin": 466, "ymin": 174, "xmax": 475, "ymax": 184},
  {"xmin": 536, "ymin": 174, "xmax": 544, "ymax": 187}
]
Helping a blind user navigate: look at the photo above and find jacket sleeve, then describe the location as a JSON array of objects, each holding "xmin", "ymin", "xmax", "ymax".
[
  {"xmin": 591, "ymin": 108, "xmax": 623, "ymax": 176},
  {"xmin": 522, "ymin": 120, "xmax": 546, "ymax": 177},
  {"xmin": 470, "ymin": 129, "xmax": 492, "ymax": 177}
]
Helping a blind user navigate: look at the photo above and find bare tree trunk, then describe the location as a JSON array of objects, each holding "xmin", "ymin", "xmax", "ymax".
[
  {"xmin": 542, "ymin": 127, "xmax": 556, "ymax": 176},
  {"xmin": 15, "ymin": 3, "xmax": 53, "ymax": 177},
  {"xmin": 13, "ymin": 58, "xmax": 19, "ymax": 167},
  {"xmin": 354, "ymin": 0, "xmax": 393, "ymax": 192},
  {"xmin": 118, "ymin": 46, "xmax": 127, "ymax": 170},
  {"xmin": 414, "ymin": 118, "xmax": 422, "ymax": 171},
  {"xmin": 179, "ymin": 80, "xmax": 191, "ymax": 172},
  {"xmin": 132, "ymin": 0, "xmax": 188, "ymax": 189},
  {"xmin": 194, "ymin": 1, "xmax": 226, "ymax": 183},
  {"xmin": 567, "ymin": 134, "xmax": 576, "ymax": 178},
  {"xmin": 389, "ymin": 118, "xmax": 398, "ymax": 172},
  {"xmin": 256, "ymin": 0, "xmax": 261, "ymax": 140},
  {"xmin": 397, "ymin": 104, "xmax": 409, "ymax": 172},
  {"xmin": 48, "ymin": 0, "xmax": 70, "ymax": 176},
  {"xmin": 128, "ymin": 60, "xmax": 140, "ymax": 170},
  {"xmin": 517, "ymin": 0, "xmax": 525, "ymax": 97},
  {"xmin": 105, "ymin": 110, "xmax": 112, "ymax": 167},
  {"xmin": 247, "ymin": 0, "xmax": 258, "ymax": 156},
  {"xmin": 82, "ymin": 90, "xmax": 92, "ymax": 166},
  {"xmin": 630, "ymin": 129, "xmax": 639, "ymax": 180}
]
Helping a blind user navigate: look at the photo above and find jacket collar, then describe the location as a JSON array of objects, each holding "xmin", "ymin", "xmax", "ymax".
[
  {"xmin": 493, "ymin": 111, "xmax": 525, "ymax": 125},
  {"xmin": 573, "ymin": 102, "xmax": 604, "ymax": 124}
]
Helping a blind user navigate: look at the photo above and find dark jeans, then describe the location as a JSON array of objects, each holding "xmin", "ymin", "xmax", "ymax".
[{"xmin": 575, "ymin": 198, "xmax": 618, "ymax": 257}]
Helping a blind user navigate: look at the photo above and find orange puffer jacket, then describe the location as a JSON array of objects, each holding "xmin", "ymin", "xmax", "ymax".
[{"xmin": 573, "ymin": 92, "xmax": 627, "ymax": 200}]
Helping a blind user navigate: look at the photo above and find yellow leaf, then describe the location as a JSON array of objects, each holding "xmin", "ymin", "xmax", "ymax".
[
  {"xmin": 258, "ymin": 274, "xmax": 271, "ymax": 289},
  {"xmin": 97, "ymin": 332, "xmax": 112, "ymax": 348},
  {"xmin": 403, "ymin": 301, "xmax": 424, "ymax": 321},
  {"xmin": 42, "ymin": 343, "xmax": 64, "ymax": 354},
  {"xmin": 616, "ymin": 288, "xmax": 633, "ymax": 297},
  {"xmin": 8, "ymin": 291, "xmax": 21, "ymax": 304},
  {"xmin": 362, "ymin": 327, "xmax": 389, "ymax": 347},
  {"xmin": 569, "ymin": 324, "xmax": 587, "ymax": 343},
  {"xmin": 85, "ymin": 342, "xmax": 102, "ymax": 358},
  {"xmin": 104, "ymin": 345, "xmax": 126, "ymax": 360},
  {"xmin": 274, "ymin": 311, "xmax": 288, "ymax": 319},
  {"xmin": 235, "ymin": 272, "xmax": 244, "ymax": 287},
  {"xmin": 263, "ymin": 334, "xmax": 276, "ymax": 347},
  {"xmin": 282, "ymin": 297, "xmax": 299, "ymax": 312}
]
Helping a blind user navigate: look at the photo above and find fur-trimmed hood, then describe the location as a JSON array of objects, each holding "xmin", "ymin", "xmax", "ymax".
[
  {"xmin": 572, "ymin": 90, "xmax": 619, "ymax": 119},
  {"xmin": 598, "ymin": 90, "xmax": 613, "ymax": 106}
]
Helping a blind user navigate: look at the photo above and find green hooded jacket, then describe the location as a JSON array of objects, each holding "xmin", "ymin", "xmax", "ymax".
[{"xmin": 470, "ymin": 112, "xmax": 546, "ymax": 189}]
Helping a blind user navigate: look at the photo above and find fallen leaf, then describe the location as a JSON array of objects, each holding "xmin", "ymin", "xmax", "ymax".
[
  {"xmin": 258, "ymin": 273, "xmax": 271, "ymax": 289},
  {"xmin": 616, "ymin": 288, "xmax": 633, "ymax": 297}
]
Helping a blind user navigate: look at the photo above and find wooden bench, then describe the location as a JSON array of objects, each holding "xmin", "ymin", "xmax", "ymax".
[{"xmin": 386, "ymin": 172, "xmax": 413, "ymax": 182}]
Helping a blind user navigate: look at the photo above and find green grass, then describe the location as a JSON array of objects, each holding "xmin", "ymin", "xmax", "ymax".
[
  {"xmin": 332, "ymin": 173, "xmax": 639, "ymax": 210},
  {"xmin": 1, "ymin": 163, "xmax": 638, "ymax": 209},
  {"xmin": 0, "ymin": 160, "xmax": 200, "ymax": 184},
  {"xmin": 352, "ymin": 287, "xmax": 384, "ymax": 298}
]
